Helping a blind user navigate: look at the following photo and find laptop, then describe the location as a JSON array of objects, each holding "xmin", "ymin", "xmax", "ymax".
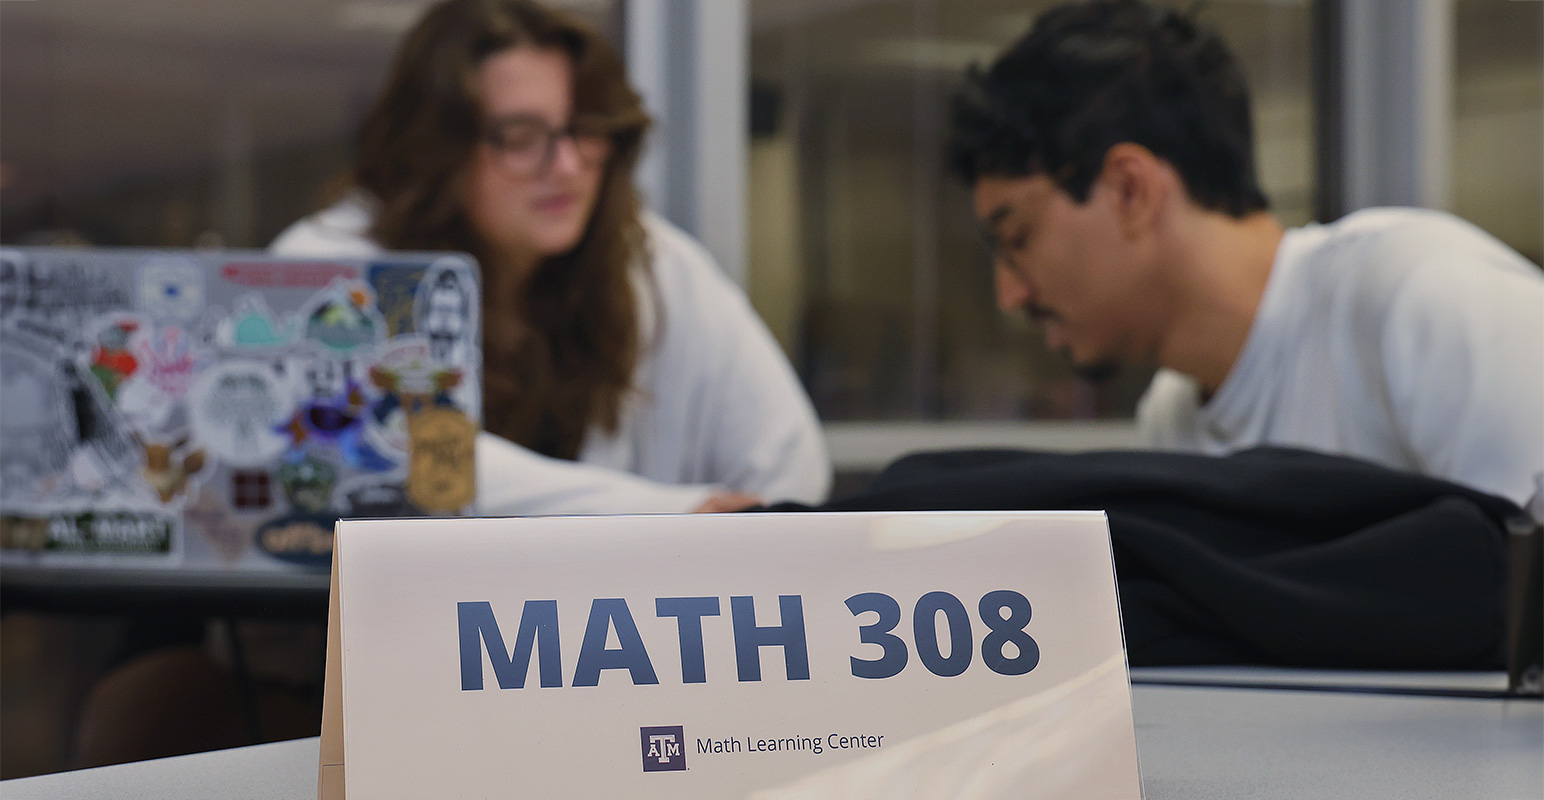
[{"xmin": 0, "ymin": 247, "xmax": 480, "ymax": 571}]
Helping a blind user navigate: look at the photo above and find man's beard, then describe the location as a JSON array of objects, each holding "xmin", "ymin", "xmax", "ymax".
[
  {"xmin": 1025, "ymin": 305, "xmax": 1120, "ymax": 384},
  {"xmin": 1068, "ymin": 357, "xmax": 1120, "ymax": 384}
]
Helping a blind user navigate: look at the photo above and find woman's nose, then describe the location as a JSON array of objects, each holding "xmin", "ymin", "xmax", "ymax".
[{"xmin": 545, "ymin": 135, "xmax": 586, "ymax": 177}]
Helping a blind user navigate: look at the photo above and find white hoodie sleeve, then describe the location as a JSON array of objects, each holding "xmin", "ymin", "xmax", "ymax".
[{"xmin": 475, "ymin": 433, "xmax": 714, "ymax": 515}]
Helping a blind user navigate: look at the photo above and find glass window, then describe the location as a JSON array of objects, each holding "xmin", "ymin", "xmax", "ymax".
[
  {"xmin": 748, "ymin": 0, "xmax": 1314, "ymax": 422},
  {"xmin": 1452, "ymin": 0, "xmax": 1542, "ymax": 266}
]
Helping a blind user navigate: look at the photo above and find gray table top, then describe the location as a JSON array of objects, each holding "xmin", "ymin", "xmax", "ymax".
[
  {"xmin": 4, "ymin": 680, "xmax": 1540, "ymax": 799},
  {"xmin": 1128, "ymin": 665, "xmax": 1515, "ymax": 695}
]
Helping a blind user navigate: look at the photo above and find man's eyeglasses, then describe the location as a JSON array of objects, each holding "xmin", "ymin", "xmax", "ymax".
[{"xmin": 482, "ymin": 114, "xmax": 611, "ymax": 178}]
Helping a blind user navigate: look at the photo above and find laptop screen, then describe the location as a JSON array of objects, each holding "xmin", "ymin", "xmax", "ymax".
[{"xmin": 0, "ymin": 247, "xmax": 481, "ymax": 571}]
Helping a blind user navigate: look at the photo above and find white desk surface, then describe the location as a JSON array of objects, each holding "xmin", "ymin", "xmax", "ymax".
[{"xmin": 4, "ymin": 679, "xmax": 1540, "ymax": 800}]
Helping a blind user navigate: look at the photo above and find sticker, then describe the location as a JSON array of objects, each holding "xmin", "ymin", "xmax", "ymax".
[
  {"xmin": 1, "ymin": 320, "xmax": 140, "ymax": 501},
  {"xmin": 139, "ymin": 437, "xmax": 205, "ymax": 504},
  {"xmin": 405, "ymin": 407, "xmax": 476, "ymax": 513},
  {"xmin": 0, "ymin": 516, "xmax": 49, "ymax": 551},
  {"xmin": 367, "ymin": 263, "xmax": 426, "ymax": 337},
  {"xmin": 11, "ymin": 329, "xmax": 144, "ymax": 500},
  {"xmin": 1, "ymin": 255, "xmax": 130, "ymax": 325},
  {"xmin": 115, "ymin": 324, "xmax": 203, "ymax": 435},
  {"xmin": 33, "ymin": 511, "xmax": 175, "ymax": 555},
  {"xmin": 299, "ymin": 279, "xmax": 385, "ymax": 355},
  {"xmin": 413, "ymin": 258, "xmax": 477, "ymax": 364},
  {"xmin": 220, "ymin": 260, "xmax": 356, "ymax": 289},
  {"xmin": 278, "ymin": 452, "xmax": 339, "ymax": 514},
  {"xmin": 279, "ymin": 358, "xmax": 396, "ymax": 471},
  {"xmin": 0, "ymin": 342, "xmax": 77, "ymax": 502},
  {"xmin": 255, "ymin": 511, "xmax": 336, "ymax": 568},
  {"xmin": 137, "ymin": 257, "xmax": 205, "ymax": 325},
  {"xmin": 184, "ymin": 489, "xmax": 250, "ymax": 563},
  {"xmin": 88, "ymin": 315, "xmax": 143, "ymax": 401},
  {"xmin": 63, "ymin": 354, "xmax": 142, "ymax": 493},
  {"xmin": 188, "ymin": 361, "xmax": 290, "ymax": 467},
  {"xmin": 230, "ymin": 469, "xmax": 274, "ymax": 510},
  {"xmin": 365, "ymin": 336, "xmax": 465, "ymax": 457},
  {"xmin": 340, "ymin": 479, "xmax": 422, "ymax": 518},
  {"xmin": 218, "ymin": 295, "xmax": 291, "ymax": 351},
  {"xmin": 137, "ymin": 326, "xmax": 201, "ymax": 399}
]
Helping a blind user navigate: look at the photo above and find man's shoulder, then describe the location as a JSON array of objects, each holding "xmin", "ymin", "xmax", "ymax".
[
  {"xmin": 1306, "ymin": 207, "xmax": 1534, "ymax": 278},
  {"xmin": 1290, "ymin": 207, "xmax": 1540, "ymax": 317}
]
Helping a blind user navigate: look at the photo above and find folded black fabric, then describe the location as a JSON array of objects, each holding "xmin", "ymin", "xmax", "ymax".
[{"xmin": 769, "ymin": 447, "xmax": 1522, "ymax": 669}]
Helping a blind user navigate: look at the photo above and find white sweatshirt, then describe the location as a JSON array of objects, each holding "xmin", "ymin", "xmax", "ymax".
[{"xmin": 1139, "ymin": 208, "xmax": 1544, "ymax": 506}]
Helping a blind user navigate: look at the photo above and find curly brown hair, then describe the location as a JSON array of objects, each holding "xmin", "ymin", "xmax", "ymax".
[{"xmin": 353, "ymin": 0, "xmax": 651, "ymax": 459}]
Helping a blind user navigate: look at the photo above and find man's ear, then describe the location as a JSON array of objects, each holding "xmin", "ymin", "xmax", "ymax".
[{"xmin": 1099, "ymin": 143, "xmax": 1168, "ymax": 240}]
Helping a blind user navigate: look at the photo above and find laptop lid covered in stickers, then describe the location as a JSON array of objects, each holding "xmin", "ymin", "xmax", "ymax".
[{"xmin": 0, "ymin": 247, "xmax": 480, "ymax": 571}]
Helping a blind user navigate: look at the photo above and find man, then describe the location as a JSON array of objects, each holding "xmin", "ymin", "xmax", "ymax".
[{"xmin": 948, "ymin": 0, "xmax": 1543, "ymax": 506}]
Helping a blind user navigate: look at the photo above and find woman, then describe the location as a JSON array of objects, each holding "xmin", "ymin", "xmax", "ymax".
[{"xmin": 272, "ymin": 0, "xmax": 829, "ymax": 513}]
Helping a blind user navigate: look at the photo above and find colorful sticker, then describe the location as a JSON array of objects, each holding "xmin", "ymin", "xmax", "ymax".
[
  {"xmin": 218, "ymin": 295, "xmax": 291, "ymax": 351},
  {"xmin": 230, "ymin": 469, "xmax": 274, "ymax": 510},
  {"xmin": 278, "ymin": 452, "xmax": 338, "ymax": 514},
  {"xmin": 31, "ymin": 511, "xmax": 175, "ymax": 555},
  {"xmin": 187, "ymin": 361, "xmax": 290, "ymax": 467},
  {"xmin": 298, "ymin": 279, "xmax": 385, "ymax": 356},
  {"xmin": 278, "ymin": 358, "xmax": 396, "ymax": 471},
  {"xmin": 365, "ymin": 336, "xmax": 465, "ymax": 457},
  {"xmin": 0, "ymin": 516, "xmax": 50, "ymax": 551},
  {"xmin": 88, "ymin": 315, "xmax": 143, "ymax": 400},
  {"xmin": 137, "ymin": 257, "xmax": 205, "ymax": 325},
  {"xmin": 405, "ymin": 407, "xmax": 476, "ymax": 513},
  {"xmin": 413, "ymin": 258, "xmax": 478, "ymax": 364},
  {"xmin": 136, "ymin": 326, "xmax": 201, "ymax": 399},
  {"xmin": 139, "ymin": 437, "xmax": 205, "ymax": 504},
  {"xmin": 255, "ymin": 511, "xmax": 336, "ymax": 568},
  {"xmin": 220, "ymin": 260, "xmax": 356, "ymax": 290},
  {"xmin": 367, "ymin": 263, "xmax": 429, "ymax": 337},
  {"xmin": 104, "ymin": 324, "xmax": 206, "ymax": 436}
]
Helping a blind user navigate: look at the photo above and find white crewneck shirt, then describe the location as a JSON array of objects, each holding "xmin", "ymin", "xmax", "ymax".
[{"xmin": 1138, "ymin": 207, "xmax": 1544, "ymax": 506}]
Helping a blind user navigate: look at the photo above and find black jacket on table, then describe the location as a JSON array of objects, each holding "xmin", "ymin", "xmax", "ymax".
[{"xmin": 769, "ymin": 447, "xmax": 1522, "ymax": 669}]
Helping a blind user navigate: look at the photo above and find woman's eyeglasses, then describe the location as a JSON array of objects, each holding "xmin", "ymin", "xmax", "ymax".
[{"xmin": 482, "ymin": 114, "xmax": 611, "ymax": 178}]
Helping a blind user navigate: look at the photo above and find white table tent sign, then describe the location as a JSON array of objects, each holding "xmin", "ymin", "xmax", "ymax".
[{"xmin": 319, "ymin": 511, "xmax": 1142, "ymax": 799}]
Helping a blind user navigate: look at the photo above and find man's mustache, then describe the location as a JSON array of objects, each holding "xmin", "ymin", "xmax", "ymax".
[
  {"xmin": 1023, "ymin": 303, "xmax": 1058, "ymax": 323},
  {"xmin": 1017, "ymin": 303, "xmax": 1120, "ymax": 383}
]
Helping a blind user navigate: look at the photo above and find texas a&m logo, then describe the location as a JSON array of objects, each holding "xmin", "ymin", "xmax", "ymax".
[{"xmin": 640, "ymin": 725, "xmax": 686, "ymax": 772}]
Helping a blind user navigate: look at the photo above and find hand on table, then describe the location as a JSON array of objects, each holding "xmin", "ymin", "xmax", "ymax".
[{"xmin": 692, "ymin": 491, "xmax": 763, "ymax": 513}]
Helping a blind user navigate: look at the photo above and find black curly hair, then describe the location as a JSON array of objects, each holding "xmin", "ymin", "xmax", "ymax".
[{"xmin": 948, "ymin": 0, "xmax": 1269, "ymax": 218}]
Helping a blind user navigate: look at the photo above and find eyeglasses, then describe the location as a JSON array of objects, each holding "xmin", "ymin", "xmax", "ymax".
[{"xmin": 481, "ymin": 114, "xmax": 612, "ymax": 178}]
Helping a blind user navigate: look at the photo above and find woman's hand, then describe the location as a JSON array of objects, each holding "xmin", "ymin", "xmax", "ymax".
[{"xmin": 692, "ymin": 491, "xmax": 763, "ymax": 513}]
